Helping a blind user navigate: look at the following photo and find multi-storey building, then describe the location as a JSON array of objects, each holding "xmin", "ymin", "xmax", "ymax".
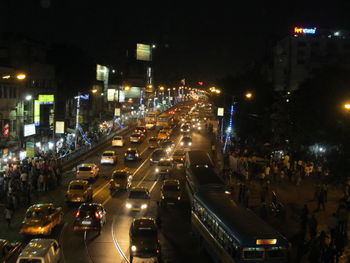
[{"xmin": 273, "ymin": 27, "xmax": 350, "ymax": 91}]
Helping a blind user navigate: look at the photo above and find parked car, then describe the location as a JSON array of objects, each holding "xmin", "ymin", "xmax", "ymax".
[
  {"xmin": 112, "ymin": 136, "xmax": 125, "ymax": 147},
  {"xmin": 73, "ymin": 203, "xmax": 107, "ymax": 234},
  {"xmin": 130, "ymin": 133, "xmax": 144, "ymax": 143},
  {"xmin": 109, "ymin": 169, "xmax": 133, "ymax": 193},
  {"xmin": 124, "ymin": 148, "xmax": 140, "ymax": 161},
  {"xmin": 66, "ymin": 180, "xmax": 93, "ymax": 205},
  {"xmin": 161, "ymin": 179, "xmax": 181, "ymax": 206},
  {"xmin": 129, "ymin": 218, "xmax": 161, "ymax": 263},
  {"xmin": 76, "ymin": 163, "xmax": 99, "ymax": 181},
  {"xmin": 101, "ymin": 150, "xmax": 117, "ymax": 165},
  {"xmin": 0, "ymin": 239, "xmax": 22, "ymax": 263},
  {"xmin": 20, "ymin": 204, "xmax": 63, "ymax": 236},
  {"xmin": 16, "ymin": 239, "xmax": 61, "ymax": 263},
  {"xmin": 125, "ymin": 187, "xmax": 150, "ymax": 212},
  {"xmin": 150, "ymin": 149, "xmax": 167, "ymax": 165}
]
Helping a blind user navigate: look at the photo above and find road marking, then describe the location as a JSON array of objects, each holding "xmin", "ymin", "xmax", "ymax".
[{"xmin": 112, "ymin": 215, "xmax": 130, "ymax": 263}]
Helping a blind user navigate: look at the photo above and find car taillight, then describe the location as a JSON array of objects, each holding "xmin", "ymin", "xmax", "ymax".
[
  {"xmin": 135, "ymin": 154, "xmax": 139, "ymax": 157},
  {"xmin": 90, "ymin": 170, "xmax": 93, "ymax": 174},
  {"xmin": 95, "ymin": 212, "xmax": 101, "ymax": 219},
  {"xmin": 156, "ymin": 249, "xmax": 160, "ymax": 254},
  {"xmin": 76, "ymin": 170, "xmax": 80, "ymax": 174},
  {"xmin": 138, "ymin": 137, "xmax": 141, "ymax": 139},
  {"xmin": 124, "ymin": 153, "xmax": 127, "ymax": 156},
  {"xmin": 75, "ymin": 211, "xmax": 80, "ymax": 218}
]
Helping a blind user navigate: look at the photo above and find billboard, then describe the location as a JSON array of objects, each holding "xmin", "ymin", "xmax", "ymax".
[
  {"xmin": 96, "ymin": 64, "xmax": 109, "ymax": 81},
  {"xmin": 24, "ymin": 123, "xmax": 36, "ymax": 137},
  {"xmin": 34, "ymin": 100, "xmax": 40, "ymax": 126},
  {"xmin": 124, "ymin": 87, "xmax": 141, "ymax": 98},
  {"xmin": 217, "ymin": 107, "xmax": 224, "ymax": 116},
  {"xmin": 55, "ymin": 121, "xmax": 65, "ymax": 134},
  {"xmin": 38, "ymin": 94, "xmax": 54, "ymax": 104},
  {"xmin": 119, "ymin": 91, "xmax": 125, "ymax": 102},
  {"xmin": 107, "ymin": 89, "xmax": 116, "ymax": 101},
  {"xmin": 136, "ymin": 44, "xmax": 152, "ymax": 61}
]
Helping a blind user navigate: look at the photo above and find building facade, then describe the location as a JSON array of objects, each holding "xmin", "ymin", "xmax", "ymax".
[{"xmin": 273, "ymin": 27, "xmax": 350, "ymax": 91}]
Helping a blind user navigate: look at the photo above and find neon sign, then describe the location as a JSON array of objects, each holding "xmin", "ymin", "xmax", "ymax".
[{"xmin": 294, "ymin": 27, "xmax": 317, "ymax": 34}]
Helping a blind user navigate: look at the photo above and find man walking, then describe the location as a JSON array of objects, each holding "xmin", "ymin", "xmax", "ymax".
[{"xmin": 4, "ymin": 206, "xmax": 13, "ymax": 229}]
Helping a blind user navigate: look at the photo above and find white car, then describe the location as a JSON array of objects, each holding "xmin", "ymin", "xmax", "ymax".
[
  {"xmin": 101, "ymin": 150, "xmax": 117, "ymax": 165},
  {"xmin": 112, "ymin": 136, "xmax": 124, "ymax": 147},
  {"xmin": 130, "ymin": 133, "xmax": 143, "ymax": 143},
  {"xmin": 76, "ymin": 163, "xmax": 100, "ymax": 180}
]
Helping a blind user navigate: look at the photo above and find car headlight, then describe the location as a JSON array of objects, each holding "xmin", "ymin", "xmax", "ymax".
[
  {"xmin": 161, "ymin": 195, "xmax": 165, "ymax": 199},
  {"xmin": 181, "ymin": 129, "xmax": 183, "ymax": 132},
  {"xmin": 125, "ymin": 203, "xmax": 132, "ymax": 209},
  {"xmin": 141, "ymin": 204, "xmax": 148, "ymax": 209},
  {"xmin": 150, "ymin": 158, "xmax": 153, "ymax": 162},
  {"xmin": 177, "ymin": 196, "xmax": 181, "ymax": 200},
  {"xmin": 189, "ymin": 142, "xmax": 192, "ymax": 146},
  {"xmin": 198, "ymin": 127, "xmax": 201, "ymax": 130},
  {"xmin": 131, "ymin": 245, "xmax": 137, "ymax": 252},
  {"xmin": 180, "ymin": 142, "xmax": 184, "ymax": 146},
  {"xmin": 155, "ymin": 168, "xmax": 159, "ymax": 173}
]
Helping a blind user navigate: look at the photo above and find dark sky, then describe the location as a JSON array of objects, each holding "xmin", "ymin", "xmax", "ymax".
[{"xmin": 1, "ymin": 0, "xmax": 350, "ymax": 83}]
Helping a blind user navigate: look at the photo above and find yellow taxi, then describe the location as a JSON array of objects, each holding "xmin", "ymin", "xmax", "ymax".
[
  {"xmin": 157, "ymin": 129, "xmax": 168, "ymax": 140},
  {"xmin": 148, "ymin": 137, "xmax": 159, "ymax": 149},
  {"xmin": 66, "ymin": 180, "xmax": 93, "ymax": 204},
  {"xmin": 163, "ymin": 127, "xmax": 172, "ymax": 136},
  {"xmin": 20, "ymin": 203, "xmax": 63, "ymax": 236},
  {"xmin": 172, "ymin": 150, "xmax": 186, "ymax": 164},
  {"xmin": 109, "ymin": 169, "xmax": 133, "ymax": 194},
  {"xmin": 0, "ymin": 239, "xmax": 22, "ymax": 262}
]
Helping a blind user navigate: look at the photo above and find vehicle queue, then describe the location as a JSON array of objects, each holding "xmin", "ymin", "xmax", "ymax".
[{"xmin": 1, "ymin": 100, "xmax": 290, "ymax": 263}]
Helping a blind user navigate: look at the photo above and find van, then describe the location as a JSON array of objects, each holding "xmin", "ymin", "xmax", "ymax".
[{"xmin": 16, "ymin": 238, "xmax": 61, "ymax": 263}]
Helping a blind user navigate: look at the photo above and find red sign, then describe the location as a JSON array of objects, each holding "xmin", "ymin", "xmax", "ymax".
[{"xmin": 3, "ymin": 123, "xmax": 9, "ymax": 137}]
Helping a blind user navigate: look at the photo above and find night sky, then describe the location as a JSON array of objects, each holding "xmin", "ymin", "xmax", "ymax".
[{"xmin": 1, "ymin": 0, "xmax": 350, "ymax": 83}]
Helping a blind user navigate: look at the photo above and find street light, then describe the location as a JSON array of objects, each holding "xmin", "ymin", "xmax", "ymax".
[
  {"xmin": 344, "ymin": 103, "xmax": 350, "ymax": 110},
  {"xmin": 245, "ymin": 92, "xmax": 253, "ymax": 99},
  {"xmin": 16, "ymin": 73, "xmax": 26, "ymax": 80},
  {"xmin": 25, "ymin": 95, "xmax": 32, "ymax": 101}
]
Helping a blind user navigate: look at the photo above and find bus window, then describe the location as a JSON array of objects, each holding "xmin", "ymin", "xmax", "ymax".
[{"xmin": 266, "ymin": 247, "xmax": 287, "ymax": 259}]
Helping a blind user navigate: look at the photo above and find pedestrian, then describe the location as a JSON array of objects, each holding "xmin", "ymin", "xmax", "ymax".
[
  {"xmin": 4, "ymin": 206, "xmax": 13, "ymax": 228},
  {"xmin": 308, "ymin": 213, "xmax": 318, "ymax": 239},
  {"xmin": 328, "ymin": 213, "xmax": 339, "ymax": 243},
  {"xmin": 337, "ymin": 204, "xmax": 348, "ymax": 235}
]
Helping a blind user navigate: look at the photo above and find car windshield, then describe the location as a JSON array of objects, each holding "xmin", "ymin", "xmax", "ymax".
[
  {"xmin": 132, "ymin": 227, "xmax": 157, "ymax": 238},
  {"xmin": 78, "ymin": 205, "xmax": 99, "ymax": 217},
  {"xmin": 70, "ymin": 184, "xmax": 84, "ymax": 190},
  {"xmin": 103, "ymin": 152, "xmax": 114, "ymax": 157},
  {"xmin": 163, "ymin": 185, "xmax": 180, "ymax": 191},
  {"xmin": 131, "ymin": 134, "xmax": 140, "ymax": 137},
  {"xmin": 183, "ymin": 137, "xmax": 192, "ymax": 142},
  {"xmin": 159, "ymin": 131, "xmax": 166, "ymax": 134},
  {"xmin": 26, "ymin": 210, "xmax": 48, "ymax": 219},
  {"xmin": 126, "ymin": 150, "xmax": 136, "ymax": 154},
  {"xmin": 182, "ymin": 125, "xmax": 189, "ymax": 129},
  {"xmin": 129, "ymin": 191, "xmax": 148, "ymax": 199},
  {"xmin": 79, "ymin": 166, "xmax": 92, "ymax": 171},
  {"xmin": 173, "ymin": 151, "xmax": 184, "ymax": 156},
  {"xmin": 153, "ymin": 150, "xmax": 166, "ymax": 157},
  {"xmin": 113, "ymin": 172, "xmax": 127, "ymax": 179},
  {"xmin": 114, "ymin": 137, "xmax": 122, "ymax": 140}
]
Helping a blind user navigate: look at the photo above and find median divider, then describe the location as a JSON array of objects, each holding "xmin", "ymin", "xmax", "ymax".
[{"xmin": 61, "ymin": 125, "xmax": 135, "ymax": 171}]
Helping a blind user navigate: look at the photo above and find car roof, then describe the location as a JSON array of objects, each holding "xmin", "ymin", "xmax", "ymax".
[
  {"xmin": 79, "ymin": 203, "xmax": 103, "ymax": 209},
  {"xmin": 127, "ymin": 148, "xmax": 137, "ymax": 151},
  {"xmin": 113, "ymin": 168, "xmax": 128, "ymax": 173},
  {"xmin": 163, "ymin": 179, "xmax": 180, "ymax": 186},
  {"xmin": 69, "ymin": 180, "xmax": 88, "ymax": 185},
  {"xmin": 132, "ymin": 217, "xmax": 156, "ymax": 228},
  {"xmin": 19, "ymin": 239, "xmax": 58, "ymax": 258},
  {"xmin": 130, "ymin": 187, "xmax": 148, "ymax": 193},
  {"xmin": 103, "ymin": 150, "xmax": 115, "ymax": 154},
  {"xmin": 80, "ymin": 163, "xmax": 96, "ymax": 167},
  {"xmin": 27, "ymin": 203, "xmax": 55, "ymax": 211}
]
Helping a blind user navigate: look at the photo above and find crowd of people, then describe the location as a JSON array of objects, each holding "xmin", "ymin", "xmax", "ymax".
[{"xmin": 0, "ymin": 153, "xmax": 62, "ymax": 228}]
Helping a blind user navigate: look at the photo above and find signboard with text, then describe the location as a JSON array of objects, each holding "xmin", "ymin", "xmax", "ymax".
[
  {"xmin": 217, "ymin": 107, "xmax": 224, "ymax": 116},
  {"xmin": 55, "ymin": 121, "xmax": 65, "ymax": 134},
  {"xmin": 24, "ymin": 124, "xmax": 36, "ymax": 137}
]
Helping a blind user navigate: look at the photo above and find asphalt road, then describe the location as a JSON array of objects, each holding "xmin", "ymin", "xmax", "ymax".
[{"xmin": 5, "ymin": 117, "xmax": 215, "ymax": 263}]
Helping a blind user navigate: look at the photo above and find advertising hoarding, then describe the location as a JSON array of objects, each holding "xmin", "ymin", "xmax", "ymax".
[
  {"xmin": 124, "ymin": 87, "xmax": 141, "ymax": 98},
  {"xmin": 55, "ymin": 121, "xmax": 65, "ymax": 134},
  {"xmin": 217, "ymin": 107, "xmax": 224, "ymax": 116},
  {"xmin": 136, "ymin": 44, "xmax": 152, "ymax": 61},
  {"xmin": 24, "ymin": 124, "xmax": 36, "ymax": 137},
  {"xmin": 38, "ymin": 94, "xmax": 54, "ymax": 104},
  {"xmin": 107, "ymin": 89, "xmax": 116, "ymax": 101},
  {"xmin": 96, "ymin": 64, "xmax": 109, "ymax": 81}
]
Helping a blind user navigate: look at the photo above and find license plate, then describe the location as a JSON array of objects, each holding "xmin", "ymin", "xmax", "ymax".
[
  {"xmin": 132, "ymin": 207, "xmax": 141, "ymax": 211},
  {"xmin": 115, "ymin": 184, "xmax": 120, "ymax": 187},
  {"xmin": 82, "ymin": 221, "xmax": 91, "ymax": 225}
]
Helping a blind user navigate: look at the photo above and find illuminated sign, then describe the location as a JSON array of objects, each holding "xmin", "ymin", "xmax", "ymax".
[
  {"xmin": 256, "ymin": 239, "xmax": 277, "ymax": 245},
  {"xmin": 34, "ymin": 100, "xmax": 40, "ymax": 126},
  {"xmin": 294, "ymin": 27, "xmax": 317, "ymax": 34},
  {"xmin": 24, "ymin": 124, "xmax": 36, "ymax": 137},
  {"xmin": 55, "ymin": 121, "xmax": 65, "ymax": 134},
  {"xmin": 107, "ymin": 89, "xmax": 116, "ymax": 101},
  {"xmin": 96, "ymin": 64, "xmax": 109, "ymax": 81},
  {"xmin": 114, "ymin": 108, "xmax": 121, "ymax": 117},
  {"xmin": 38, "ymin": 94, "xmax": 54, "ymax": 104},
  {"xmin": 217, "ymin": 107, "xmax": 224, "ymax": 116},
  {"xmin": 136, "ymin": 44, "xmax": 152, "ymax": 61}
]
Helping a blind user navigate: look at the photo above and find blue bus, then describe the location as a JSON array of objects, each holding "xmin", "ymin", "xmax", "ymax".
[{"xmin": 192, "ymin": 189, "xmax": 290, "ymax": 263}]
